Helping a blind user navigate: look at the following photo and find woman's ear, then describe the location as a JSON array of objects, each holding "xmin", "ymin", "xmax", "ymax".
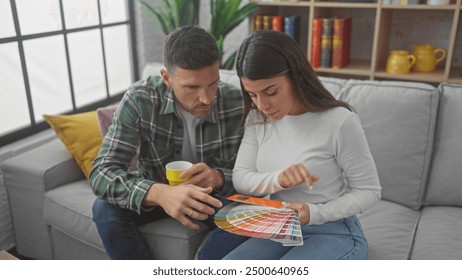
[{"xmin": 160, "ymin": 68, "xmax": 172, "ymax": 88}]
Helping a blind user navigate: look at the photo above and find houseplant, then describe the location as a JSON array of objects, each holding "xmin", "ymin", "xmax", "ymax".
[
  {"xmin": 208, "ymin": 0, "xmax": 257, "ymax": 69},
  {"xmin": 139, "ymin": 0, "xmax": 257, "ymax": 69},
  {"xmin": 138, "ymin": 0, "xmax": 200, "ymax": 35}
]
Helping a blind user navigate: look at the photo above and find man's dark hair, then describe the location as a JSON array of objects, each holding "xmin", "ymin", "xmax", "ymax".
[{"xmin": 163, "ymin": 25, "xmax": 219, "ymax": 74}]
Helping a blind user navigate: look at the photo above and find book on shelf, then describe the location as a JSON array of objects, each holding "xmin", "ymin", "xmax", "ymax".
[
  {"xmin": 284, "ymin": 15, "xmax": 300, "ymax": 42},
  {"xmin": 332, "ymin": 16, "xmax": 352, "ymax": 69},
  {"xmin": 310, "ymin": 18, "xmax": 322, "ymax": 68},
  {"xmin": 254, "ymin": 14, "xmax": 300, "ymax": 38},
  {"xmin": 254, "ymin": 15, "xmax": 275, "ymax": 31},
  {"xmin": 272, "ymin": 16, "xmax": 284, "ymax": 32},
  {"xmin": 262, "ymin": 15, "xmax": 272, "ymax": 30},
  {"xmin": 255, "ymin": 15, "xmax": 263, "ymax": 31},
  {"xmin": 321, "ymin": 17, "xmax": 333, "ymax": 68}
]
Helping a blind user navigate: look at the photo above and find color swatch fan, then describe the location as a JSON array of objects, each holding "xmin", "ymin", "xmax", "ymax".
[{"xmin": 214, "ymin": 200, "xmax": 303, "ymax": 246}]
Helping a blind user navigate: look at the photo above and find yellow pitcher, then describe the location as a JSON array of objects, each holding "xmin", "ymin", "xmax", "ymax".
[
  {"xmin": 386, "ymin": 50, "xmax": 416, "ymax": 75},
  {"xmin": 412, "ymin": 44, "xmax": 446, "ymax": 72}
]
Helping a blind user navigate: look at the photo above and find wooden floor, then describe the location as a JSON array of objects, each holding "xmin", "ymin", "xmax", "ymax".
[
  {"xmin": 5, "ymin": 248, "xmax": 31, "ymax": 260},
  {"xmin": 0, "ymin": 250, "xmax": 18, "ymax": 260}
]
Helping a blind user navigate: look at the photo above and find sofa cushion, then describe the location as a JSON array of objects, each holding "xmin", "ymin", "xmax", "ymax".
[
  {"xmin": 219, "ymin": 69, "xmax": 240, "ymax": 88},
  {"xmin": 43, "ymin": 111, "xmax": 102, "ymax": 179},
  {"xmin": 358, "ymin": 200, "xmax": 420, "ymax": 259},
  {"xmin": 338, "ymin": 80, "xmax": 439, "ymax": 209},
  {"xmin": 141, "ymin": 62, "xmax": 163, "ymax": 79},
  {"xmin": 44, "ymin": 180, "xmax": 104, "ymax": 252},
  {"xmin": 96, "ymin": 104, "xmax": 118, "ymax": 137},
  {"xmin": 425, "ymin": 83, "xmax": 462, "ymax": 206},
  {"xmin": 44, "ymin": 181, "xmax": 210, "ymax": 259},
  {"xmin": 96, "ymin": 104, "xmax": 139, "ymax": 171},
  {"xmin": 319, "ymin": 76, "xmax": 348, "ymax": 98},
  {"xmin": 410, "ymin": 206, "xmax": 462, "ymax": 259},
  {"xmin": 50, "ymin": 227, "xmax": 108, "ymax": 260},
  {"xmin": 139, "ymin": 217, "xmax": 210, "ymax": 260}
]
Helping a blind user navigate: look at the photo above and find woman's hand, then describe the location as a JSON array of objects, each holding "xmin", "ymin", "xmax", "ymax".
[
  {"xmin": 283, "ymin": 201, "xmax": 310, "ymax": 225},
  {"xmin": 278, "ymin": 163, "xmax": 319, "ymax": 190}
]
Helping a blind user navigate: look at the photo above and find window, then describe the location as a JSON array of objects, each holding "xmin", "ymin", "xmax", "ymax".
[{"xmin": 0, "ymin": 0, "xmax": 137, "ymax": 146}]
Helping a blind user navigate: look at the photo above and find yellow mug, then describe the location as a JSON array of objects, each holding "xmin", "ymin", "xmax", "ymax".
[
  {"xmin": 166, "ymin": 161, "xmax": 193, "ymax": 186},
  {"xmin": 412, "ymin": 44, "xmax": 446, "ymax": 72},
  {"xmin": 386, "ymin": 50, "xmax": 416, "ymax": 75}
]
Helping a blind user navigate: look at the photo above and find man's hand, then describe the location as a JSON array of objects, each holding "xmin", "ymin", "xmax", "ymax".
[
  {"xmin": 181, "ymin": 163, "xmax": 224, "ymax": 191},
  {"xmin": 143, "ymin": 184, "xmax": 223, "ymax": 230},
  {"xmin": 278, "ymin": 163, "xmax": 319, "ymax": 190}
]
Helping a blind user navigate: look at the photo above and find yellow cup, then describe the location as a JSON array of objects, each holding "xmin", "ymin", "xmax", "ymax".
[{"xmin": 166, "ymin": 161, "xmax": 193, "ymax": 186}]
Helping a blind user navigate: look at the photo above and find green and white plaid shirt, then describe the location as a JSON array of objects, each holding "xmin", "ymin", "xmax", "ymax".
[{"xmin": 90, "ymin": 76, "xmax": 244, "ymax": 214}]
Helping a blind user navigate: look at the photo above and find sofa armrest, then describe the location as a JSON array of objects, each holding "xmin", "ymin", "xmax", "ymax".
[
  {"xmin": 1, "ymin": 138, "xmax": 85, "ymax": 259},
  {"xmin": 2, "ymin": 139, "xmax": 85, "ymax": 193}
]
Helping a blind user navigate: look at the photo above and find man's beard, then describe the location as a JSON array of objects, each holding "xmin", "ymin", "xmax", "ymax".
[{"xmin": 191, "ymin": 104, "xmax": 212, "ymax": 118}]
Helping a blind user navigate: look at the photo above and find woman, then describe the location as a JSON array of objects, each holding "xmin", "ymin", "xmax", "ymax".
[{"xmin": 224, "ymin": 30, "xmax": 382, "ymax": 260}]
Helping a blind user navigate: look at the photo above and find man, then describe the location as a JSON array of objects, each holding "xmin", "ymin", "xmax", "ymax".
[{"xmin": 90, "ymin": 26, "xmax": 245, "ymax": 259}]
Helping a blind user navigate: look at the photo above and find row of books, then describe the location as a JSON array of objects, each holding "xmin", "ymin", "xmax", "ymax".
[
  {"xmin": 311, "ymin": 17, "xmax": 352, "ymax": 69},
  {"xmin": 254, "ymin": 14, "xmax": 300, "ymax": 42}
]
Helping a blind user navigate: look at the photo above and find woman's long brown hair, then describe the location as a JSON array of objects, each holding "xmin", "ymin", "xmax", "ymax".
[{"xmin": 236, "ymin": 30, "xmax": 351, "ymax": 122}]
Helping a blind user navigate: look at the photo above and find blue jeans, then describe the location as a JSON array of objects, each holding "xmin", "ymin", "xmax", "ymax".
[
  {"xmin": 222, "ymin": 215, "xmax": 368, "ymax": 260},
  {"xmin": 197, "ymin": 200, "xmax": 249, "ymax": 260},
  {"xmin": 92, "ymin": 198, "xmax": 170, "ymax": 259},
  {"xmin": 92, "ymin": 196, "xmax": 242, "ymax": 260},
  {"xmin": 197, "ymin": 227, "xmax": 249, "ymax": 260}
]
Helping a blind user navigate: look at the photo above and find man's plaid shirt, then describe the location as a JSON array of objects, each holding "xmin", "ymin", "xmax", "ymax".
[{"xmin": 90, "ymin": 76, "xmax": 244, "ymax": 214}]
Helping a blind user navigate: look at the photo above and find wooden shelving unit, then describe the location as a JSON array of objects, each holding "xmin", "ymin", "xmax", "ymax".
[{"xmin": 250, "ymin": 0, "xmax": 462, "ymax": 85}]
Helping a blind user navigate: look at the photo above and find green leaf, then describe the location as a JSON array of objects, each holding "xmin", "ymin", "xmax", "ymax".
[
  {"xmin": 137, "ymin": 0, "xmax": 199, "ymax": 35},
  {"xmin": 222, "ymin": 51, "xmax": 237, "ymax": 70},
  {"xmin": 140, "ymin": 0, "xmax": 256, "ymax": 69},
  {"xmin": 208, "ymin": 0, "xmax": 257, "ymax": 69},
  {"xmin": 172, "ymin": 0, "xmax": 181, "ymax": 28}
]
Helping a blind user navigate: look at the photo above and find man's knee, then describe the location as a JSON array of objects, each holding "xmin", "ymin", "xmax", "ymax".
[{"xmin": 92, "ymin": 198, "xmax": 112, "ymax": 222}]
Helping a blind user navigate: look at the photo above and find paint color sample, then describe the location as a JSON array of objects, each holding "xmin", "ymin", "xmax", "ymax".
[{"xmin": 214, "ymin": 202, "xmax": 303, "ymax": 246}]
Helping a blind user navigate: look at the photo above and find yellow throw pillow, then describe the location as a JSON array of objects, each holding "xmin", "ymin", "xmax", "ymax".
[{"xmin": 43, "ymin": 111, "xmax": 102, "ymax": 179}]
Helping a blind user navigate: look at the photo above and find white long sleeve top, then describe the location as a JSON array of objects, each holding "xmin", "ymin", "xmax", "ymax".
[{"xmin": 232, "ymin": 107, "xmax": 382, "ymax": 225}]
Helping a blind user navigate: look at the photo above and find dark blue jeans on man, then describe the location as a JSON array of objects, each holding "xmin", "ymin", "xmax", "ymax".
[{"xmin": 92, "ymin": 197, "xmax": 247, "ymax": 260}]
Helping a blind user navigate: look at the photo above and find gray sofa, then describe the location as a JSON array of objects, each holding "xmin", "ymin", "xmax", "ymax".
[{"xmin": 2, "ymin": 64, "xmax": 462, "ymax": 260}]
